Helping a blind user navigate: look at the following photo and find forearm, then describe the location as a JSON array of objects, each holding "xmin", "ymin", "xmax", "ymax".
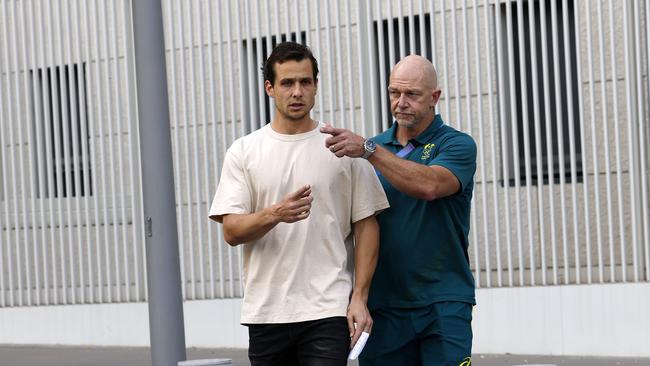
[
  {"xmin": 351, "ymin": 216, "xmax": 379, "ymax": 301},
  {"xmin": 368, "ymin": 146, "xmax": 443, "ymax": 200},
  {"xmin": 222, "ymin": 208, "xmax": 279, "ymax": 246}
]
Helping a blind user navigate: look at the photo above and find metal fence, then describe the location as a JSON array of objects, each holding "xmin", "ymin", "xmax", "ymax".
[{"xmin": 0, "ymin": 0, "xmax": 648, "ymax": 308}]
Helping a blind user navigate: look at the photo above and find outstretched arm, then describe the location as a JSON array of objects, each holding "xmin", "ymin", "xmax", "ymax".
[
  {"xmin": 320, "ymin": 125, "xmax": 459, "ymax": 200},
  {"xmin": 218, "ymin": 185, "xmax": 313, "ymax": 246}
]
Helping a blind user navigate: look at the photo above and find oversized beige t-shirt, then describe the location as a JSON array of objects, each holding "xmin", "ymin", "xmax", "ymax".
[{"xmin": 209, "ymin": 122, "xmax": 389, "ymax": 324}]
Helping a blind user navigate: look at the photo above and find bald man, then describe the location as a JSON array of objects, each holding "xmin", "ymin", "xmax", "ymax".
[{"xmin": 321, "ymin": 55, "xmax": 476, "ymax": 366}]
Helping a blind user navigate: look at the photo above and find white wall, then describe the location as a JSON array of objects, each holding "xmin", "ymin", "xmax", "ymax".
[{"xmin": 1, "ymin": 284, "xmax": 649, "ymax": 357}]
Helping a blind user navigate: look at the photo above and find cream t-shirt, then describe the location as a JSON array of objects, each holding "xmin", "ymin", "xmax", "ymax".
[{"xmin": 209, "ymin": 122, "xmax": 389, "ymax": 324}]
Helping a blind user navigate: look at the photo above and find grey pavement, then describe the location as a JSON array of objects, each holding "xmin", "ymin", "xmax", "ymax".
[{"xmin": 1, "ymin": 346, "xmax": 650, "ymax": 366}]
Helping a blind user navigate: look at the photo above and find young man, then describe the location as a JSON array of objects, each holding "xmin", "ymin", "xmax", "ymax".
[
  {"xmin": 322, "ymin": 55, "xmax": 477, "ymax": 366},
  {"xmin": 209, "ymin": 42, "xmax": 388, "ymax": 366}
]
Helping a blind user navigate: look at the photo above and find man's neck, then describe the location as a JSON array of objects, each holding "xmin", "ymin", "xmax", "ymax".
[
  {"xmin": 396, "ymin": 114, "xmax": 435, "ymax": 146},
  {"xmin": 270, "ymin": 115, "xmax": 317, "ymax": 135}
]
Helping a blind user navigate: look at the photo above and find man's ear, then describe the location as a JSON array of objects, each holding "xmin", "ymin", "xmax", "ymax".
[
  {"xmin": 264, "ymin": 80, "xmax": 273, "ymax": 97},
  {"xmin": 431, "ymin": 88, "xmax": 442, "ymax": 107}
]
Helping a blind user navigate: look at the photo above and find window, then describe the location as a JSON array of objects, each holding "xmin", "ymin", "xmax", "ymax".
[
  {"xmin": 497, "ymin": 0, "xmax": 583, "ymax": 186},
  {"xmin": 30, "ymin": 63, "xmax": 92, "ymax": 198}
]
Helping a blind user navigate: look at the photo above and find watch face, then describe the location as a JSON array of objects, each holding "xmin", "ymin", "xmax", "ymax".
[{"xmin": 365, "ymin": 139, "xmax": 376, "ymax": 151}]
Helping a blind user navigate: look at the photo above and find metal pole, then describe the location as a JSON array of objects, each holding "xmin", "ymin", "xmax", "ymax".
[{"xmin": 130, "ymin": 1, "xmax": 187, "ymax": 365}]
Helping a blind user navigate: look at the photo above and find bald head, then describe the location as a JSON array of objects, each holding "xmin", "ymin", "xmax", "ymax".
[{"xmin": 391, "ymin": 55, "xmax": 438, "ymax": 90}]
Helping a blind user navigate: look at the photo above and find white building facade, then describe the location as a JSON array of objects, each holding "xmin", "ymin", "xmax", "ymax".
[{"xmin": 0, "ymin": 0, "xmax": 649, "ymax": 357}]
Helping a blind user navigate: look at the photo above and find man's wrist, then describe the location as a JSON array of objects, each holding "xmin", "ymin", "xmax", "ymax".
[
  {"xmin": 351, "ymin": 289, "xmax": 369, "ymax": 302},
  {"xmin": 361, "ymin": 139, "xmax": 377, "ymax": 159}
]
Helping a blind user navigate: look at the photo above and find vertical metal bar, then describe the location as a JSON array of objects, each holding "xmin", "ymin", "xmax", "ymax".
[
  {"xmin": 284, "ymin": 0, "xmax": 291, "ymax": 38},
  {"xmin": 572, "ymin": 0, "xmax": 592, "ymax": 284},
  {"xmin": 560, "ymin": 0, "xmax": 581, "ymax": 284},
  {"xmin": 587, "ymin": 0, "xmax": 605, "ymax": 283},
  {"xmin": 376, "ymin": 0, "xmax": 389, "ymax": 130},
  {"xmin": 91, "ymin": 0, "xmax": 113, "ymax": 302},
  {"xmin": 225, "ymin": 0, "xmax": 238, "ymax": 298},
  {"xmin": 60, "ymin": 0, "xmax": 80, "ymax": 303},
  {"xmin": 51, "ymin": 0, "xmax": 69, "ymax": 304},
  {"xmin": 344, "ymin": 0, "xmax": 355, "ymax": 131},
  {"xmin": 122, "ymin": 0, "xmax": 143, "ymax": 301},
  {"xmin": 294, "ymin": 0, "xmax": 301, "ymax": 45},
  {"xmin": 439, "ymin": 0, "xmax": 451, "ymax": 126},
  {"xmin": 99, "ymin": 0, "xmax": 122, "ymax": 302},
  {"xmin": 183, "ymin": 0, "xmax": 198, "ymax": 300},
  {"xmin": 44, "ymin": 0, "xmax": 63, "ymax": 304},
  {"xmin": 528, "ymin": 0, "xmax": 544, "ymax": 286},
  {"xmin": 253, "ymin": 0, "xmax": 264, "ymax": 129},
  {"xmin": 623, "ymin": 0, "xmax": 637, "ymax": 282},
  {"xmin": 451, "ymin": 0, "xmax": 462, "ymax": 129},
  {"xmin": 460, "ymin": 0, "xmax": 479, "ymax": 286},
  {"xmin": 324, "ymin": 0, "xmax": 336, "ymax": 124},
  {"xmin": 304, "ymin": 0, "xmax": 311, "ymax": 52},
  {"xmin": 473, "ymin": 0, "xmax": 489, "ymax": 287},
  {"xmin": 592, "ymin": 0, "xmax": 606, "ymax": 283},
  {"xmin": 632, "ymin": 0, "xmax": 647, "ymax": 282},
  {"xmin": 234, "ymin": 0, "xmax": 246, "ymax": 296},
  {"xmin": 550, "ymin": 0, "xmax": 570, "ymax": 284},
  {"xmin": 310, "ymin": 0, "xmax": 324, "ymax": 124},
  {"xmin": 0, "ymin": 0, "xmax": 14, "ymax": 307},
  {"xmin": 245, "ymin": 0, "xmax": 258, "ymax": 134},
  {"xmin": 397, "ymin": 0, "xmax": 405, "ymax": 59},
  {"xmin": 197, "ymin": 0, "xmax": 212, "ymax": 299},
  {"xmin": 13, "ymin": 0, "xmax": 32, "ymax": 306},
  {"xmin": 333, "ymin": 0, "xmax": 346, "ymax": 127},
  {"xmin": 429, "ymin": 0, "xmax": 437, "ymax": 66},
  {"xmin": 418, "ymin": 0, "xmax": 426, "ymax": 56},
  {"xmin": 24, "ymin": 0, "xmax": 42, "ymax": 305},
  {"xmin": 494, "ymin": 0, "xmax": 514, "ymax": 286},
  {"xmin": 108, "ymin": 0, "xmax": 131, "ymax": 302},
  {"xmin": 609, "ymin": 0, "xmax": 625, "ymax": 282},
  {"xmin": 131, "ymin": 0, "xmax": 187, "ymax": 362},
  {"xmin": 639, "ymin": 1, "xmax": 650, "ymax": 281},
  {"xmin": 201, "ymin": 0, "xmax": 218, "ymax": 298},
  {"xmin": 7, "ymin": 0, "xmax": 23, "ymax": 307},
  {"xmin": 505, "ymin": 0, "xmax": 524, "ymax": 286},
  {"xmin": 514, "ymin": 0, "xmax": 535, "ymax": 285},
  {"xmin": 539, "ymin": 0, "xmax": 557, "ymax": 285},
  {"xmin": 85, "ymin": 0, "xmax": 105, "ymax": 302},
  {"xmin": 70, "ymin": 0, "xmax": 88, "ymax": 303},
  {"xmin": 598, "ymin": 0, "xmax": 615, "ymax": 283},
  {"xmin": 362, "ymin": 0, "xmax": 381, "ymax": 137},
  {"xmin": 173, "ymin": 0, "xmax": 190, "ymax": 299},
  {"xmin": 356, "ymin": 0, "xmax": 369, "ymax": 134},
  {"xmin": 387, "ymin": 0, "xmax": 396, "ymax": 66},
  {"xmin": 215, "ymin": 0, "xmax": 229, "ymax": 298},
  {"xmin": 407, "ymin": 0, "xmax": 415, "ymax": 55}
]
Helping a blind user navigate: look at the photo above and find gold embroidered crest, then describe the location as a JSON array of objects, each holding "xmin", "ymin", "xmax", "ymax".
[{"xmin": 421, "ymin": 143, "xmax": 435, "ymax": 160}]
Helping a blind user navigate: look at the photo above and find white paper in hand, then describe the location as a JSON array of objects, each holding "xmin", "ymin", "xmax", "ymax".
[{"xmin": 348, "ymin": 331, "xmax": 370, "ymax": 360}]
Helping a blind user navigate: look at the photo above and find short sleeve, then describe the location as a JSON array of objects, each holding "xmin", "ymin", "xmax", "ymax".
[
  {"xmin": 429, "ymin": 133, "xmax": 477, "ymax": 191},
  {"xmin": 208, "ymin": 142, "xmax": 252, "ymax": 223},
  {"xmin": 350, "ymin": 158, "xmax": 390, "ymax": 223}
]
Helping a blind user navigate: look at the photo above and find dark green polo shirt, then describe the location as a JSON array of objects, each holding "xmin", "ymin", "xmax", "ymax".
[{"xmin": 368, "ymin": 114, "xmax": 477, "ymax": 309}]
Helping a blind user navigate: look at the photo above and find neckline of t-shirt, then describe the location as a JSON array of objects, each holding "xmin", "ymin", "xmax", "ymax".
[{"xmin": 263, "ymin": 121, "xmax": 323, "ymax": 141}]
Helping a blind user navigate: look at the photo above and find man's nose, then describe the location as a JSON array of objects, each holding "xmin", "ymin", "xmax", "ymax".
[{"xmin": 291, "ymin": 83, "xmax": 303, "ymax": 97}]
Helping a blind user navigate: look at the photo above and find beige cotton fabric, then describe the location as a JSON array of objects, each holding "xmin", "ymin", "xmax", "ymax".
[{"xmin": 209, "ymin": 122, "xmax": 389, "ymax": 324}]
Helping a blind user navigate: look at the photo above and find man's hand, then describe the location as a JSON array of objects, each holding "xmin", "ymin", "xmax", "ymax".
[
  {"xmin": 346, "ymin": 295, "xmax": 373, "ymax": 349},
  {"xmin": 320, "ymin": 124, "xmax": 366, "ymax": 158},
  {"xmin": 268, "ymin": 185, "xmax": 313, "ymax": 223}
]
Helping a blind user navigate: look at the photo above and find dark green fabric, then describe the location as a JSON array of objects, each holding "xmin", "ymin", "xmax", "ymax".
[
  {"xmin": 368, "ymin": 115, "xmax": 477, "ymax": 310},
  {"xmin": 359, "ymin": 302, "xmax": 473, "ymax": 365}
]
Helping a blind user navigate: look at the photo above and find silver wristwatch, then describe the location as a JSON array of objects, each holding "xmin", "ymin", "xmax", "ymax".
[{"xmin": 362, "ymin": 139, "xmax": 377, "ymax": 159}]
